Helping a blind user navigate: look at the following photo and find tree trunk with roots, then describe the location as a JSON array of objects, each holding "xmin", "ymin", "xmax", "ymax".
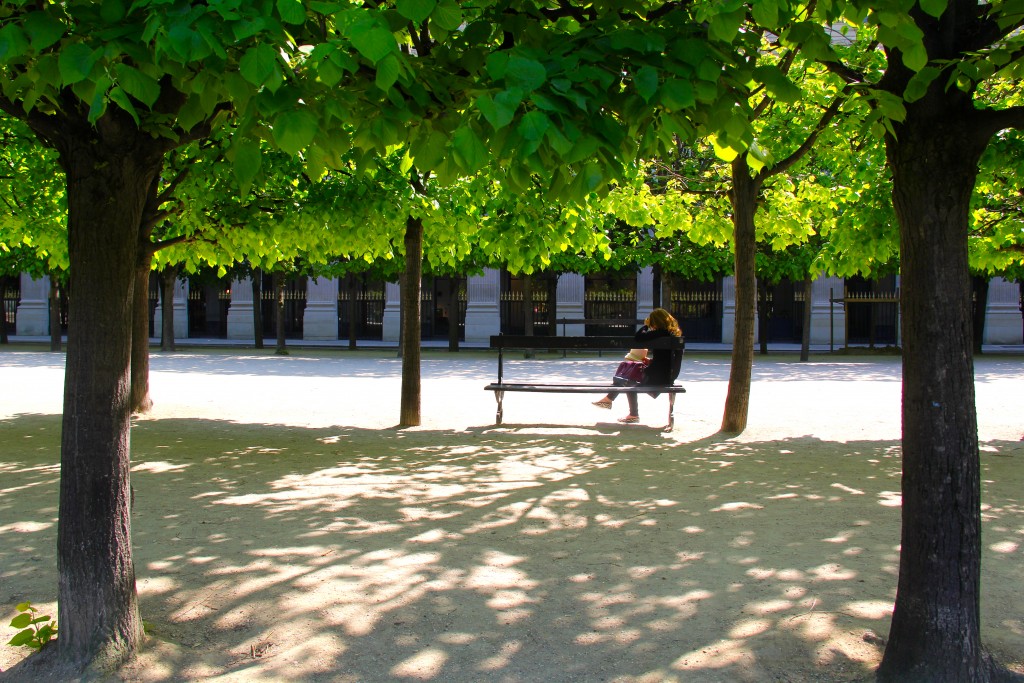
[
  {"xmin": 721, "ymin": 158, "xmax": 758, "ymax": 433},
  {"xmin": 399, "ymin": 216, "xmax": 423, "ymax": 427},
  {"xmin": 53, "ymin": 117, "xmax": 163, "ymax": 674},
  {"xmin": 876, "ymin": 81, "xmax": 1010, "ymax": 683}
]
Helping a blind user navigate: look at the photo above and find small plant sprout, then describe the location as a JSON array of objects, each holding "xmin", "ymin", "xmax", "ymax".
[{"xmin": 8, "ymin": 602, "xmax": 57, "ymax": 649}]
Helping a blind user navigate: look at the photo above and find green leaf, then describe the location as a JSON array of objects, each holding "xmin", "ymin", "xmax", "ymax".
[
  {"xmin": 108, "ymin": 86, "xmax": 140, "ymax": 125},
  {"xmin": 432, "ymin": 1, "xmax": 463, "ymax": 31},
  {"xmin": 24, "ymin": 11, "xmax": 65, "ymax": 51},
  {"xmin": 477, "ymin": 92, "xmax": 518, "ymax": 130},
  {"xmin": 634, "ymin": 66, "xmax": 659, "ymax": 103},
  {"xmin": 10, "ymin": 614, "xmax": 31, "ymax": 629},
  {"xmin": 272, "ymin": 108, "xmax": 318, "ymax": 155},
  {"xmin": 0, "ymin": 25, "xmax": 30, "ymax": 63},
  {"xmin": 100, "ymin": 0, "xmax": 127, "ymax": 23},
  {"xmin": 901, "ymin": 43, "xmax": 929, "ymax": 71},
  {"xmin": 518, "ymin": 110, "xmax": 550, "ymax": 141},
  {"xmin": 58, "ymin": 43, "xmax": 97, "ymax": 85},
  {"xmin": 751, "ymin": 0, "xmax": 779, "ymax": 30},
  {"xmin": 113, "ymin": 64, "xmax": 160, "ymax": 107},
  {"xmin": 8, "ymin": 630, "xmax": 33, "ymax": 647},
  {"xmin": 375, "ymin": 53, "xmax": 399, "ymax": 91},
  {"xmin": 396, "ymin": 0, "xmax": 436, "ymax": 24},
  {"xmin": 349, "ymin": 21, "xmax": 395, "ymax": 63},
  {"xmin": 712, "ymin": 135, "xmax": 739, "ymax": 162},
  {"xmin": 753, "ymin": 65, "xmax": 802, "ymax": 103},
  {"xmin": 410, "ymin": 129, "xmax": 448, "ymax": 172},
  {"xmin": 903, "ymin": 65, "xmax": 940, "ymax": 102},
  {"xmin": 452, "ymin": 126, "xmax": 488, "ymax": 172},
  {"xmin": 240, "ymin": 44, "xmax": 280, "ymax": 87},
  {"xmin": 919, "ymin": 0, "xmax": 947, "ymax": 19},
  {"xmin": 232, "ymin": 139, "xmax": 262, "ymax": 196},
  {"xmin": 709, "ymin": 9, "xmax": 745, "ymax": 43},
  {"xmin": 505, "ymin": 56, "xmax": 547, "ymax": 92},
  {"xmin": 277, "ymin": 0, "xmax": 307, "ymax": 24},
  {"xmin": 659, "ymin": 79, "xmax": 695, "ymax": 112}
]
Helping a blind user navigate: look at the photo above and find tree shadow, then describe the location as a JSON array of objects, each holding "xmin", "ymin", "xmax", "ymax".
[{"xmin": 1, "ymin": 414, "xmax": 1021, "ymax": 682}]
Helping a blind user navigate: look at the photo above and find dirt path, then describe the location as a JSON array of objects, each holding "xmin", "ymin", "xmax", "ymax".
[{"xmin": 1, "ymin": 349, "xmax": 1021, "ymax": 682}]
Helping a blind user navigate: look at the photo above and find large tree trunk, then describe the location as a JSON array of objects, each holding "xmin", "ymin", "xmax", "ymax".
[
  {"xmin": 130, "ymin": 252, "xmax": 154, "ymax": 414},
  {"xmin": 55, "ymin": 124, "xmax": 161, "ymax": 673},
  {"xmin": 159, "ymin": 265, "xmax": 179, "ymax": 352},
  {"xmin": 399, "ymin": 216, "xmax": 423, "ymax": 426},
  {"xmin": 876, "ymin": 93, "xmax": 993, "ymax": 682},
  {"xmin": 721, "ymin": 159, "xmax": 758, "ymax": 433}
]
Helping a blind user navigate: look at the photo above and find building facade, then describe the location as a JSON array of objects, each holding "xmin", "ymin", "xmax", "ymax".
[{"xmin": 6, "ymin": 268, "xmax": 1023, "ymax": 347}]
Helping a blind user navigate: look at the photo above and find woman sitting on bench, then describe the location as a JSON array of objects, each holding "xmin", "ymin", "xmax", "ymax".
[{"xmin": 592, "ymin": 308, "xmax": 684, "ymax": 424}]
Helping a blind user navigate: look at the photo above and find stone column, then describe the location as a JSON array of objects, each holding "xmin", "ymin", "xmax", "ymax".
[
  {"xmin": 153, "ymin": 276, "xmax": 189, "ymax": 340},
  {"xmin": 721, "ymin": 276, "xmax": 763, "ymax": 345},
  {"xmin": 16, "ymin": 273, "xmax": 50, "ymax": 336},
  {"xmin": 382, "ymin": 281, "xmax": 402, "ymax": 342},
  {"xmin": 226, "ymin": 276, "xmax": 255, "ymax": 340},
  {"xmin": 463, "ymin": 268, "xmax": 501, "ymax": 343},
  {"xmin": 721, "ymin": 276, "xmax": 736, "ymax": 345},
  {"xmin": 636, "ymin": 266, "xmax": 654, "ymax": 321},
  {"xmin": 810, "ymin": 275, "xmax": 845, "ymax": 349},
  {"xmin": 303, "ymin": 277, "xmax": 340, "ymax": 340},
  {"xmin": 984, "ymin": 277, "xmax": 1023, "ymax": 344},
  {"xmin": 557, "ymin": 273, "xmax": 585, "ymax": 336}
]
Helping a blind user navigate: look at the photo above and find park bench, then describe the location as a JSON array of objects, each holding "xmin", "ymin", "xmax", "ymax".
[{"xmin": 484, "ymin": 334, "xmax": 686, "ymax": 429}]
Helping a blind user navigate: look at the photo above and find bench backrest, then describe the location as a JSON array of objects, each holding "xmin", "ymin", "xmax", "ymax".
[
  {"xmin": 490, "ymin": 334, "xmax": 684, "ymax": 351},
  {"xmin": 490, "ymin": 334, "xmax": 684, "ymax": 384}
]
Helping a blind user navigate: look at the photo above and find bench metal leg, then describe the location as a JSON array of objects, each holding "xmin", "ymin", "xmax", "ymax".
[
  {"xmin": 666, "ymin": 393, "xmax": 676, "ymax": 431},
  {"xmin": 494, "ymin": 390, "xmax": 504, "ymax": 424}
]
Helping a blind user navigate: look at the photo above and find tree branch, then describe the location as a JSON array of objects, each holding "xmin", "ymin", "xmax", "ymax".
[
  {"xmin": 974, "ymin": 105, "xmax": 1024, "ymax": 139},
  {"xmin": 760, "ymin": 87, "xmax": 850, "ymax": 181}
]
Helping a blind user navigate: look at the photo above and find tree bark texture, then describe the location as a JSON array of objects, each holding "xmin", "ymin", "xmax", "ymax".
[
  {"xmin": 130, "ymin": 252, "xmax": 154, "ymax": 414},
  {"xmin": 159, "ymin": 265, "xmax": 178, "ymax": 352},
  {"xmin": 400, "ymin": 216, "xmax": 423, "ymax": 427},
  {"xmin": 721, "ymin": 159, "xmax": 758, "ymax": 433},
  {"xmin": 877, "ymin": 93, "xmax": 991, "ymax": 682},
  {"xmin": 53, "ymin": 120, "xmax": 162, "ymax": 673}
]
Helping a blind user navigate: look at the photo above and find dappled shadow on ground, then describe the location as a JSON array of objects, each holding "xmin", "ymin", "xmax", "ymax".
[{"xmin": 1, "ymin": 414, "xmax": 1021, "ymax": 682}]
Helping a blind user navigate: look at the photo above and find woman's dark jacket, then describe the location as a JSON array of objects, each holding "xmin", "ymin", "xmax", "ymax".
[{"xmin": 634, "ymin": 326, "xmax": 683, "ymax": 388}]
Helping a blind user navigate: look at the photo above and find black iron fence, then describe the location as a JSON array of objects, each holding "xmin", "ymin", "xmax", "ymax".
[
  {"xmin": 830, "ymin": 289, "xmax": 900, "ymax": 349},
  {"xmin": 501, "ymin": 289, "xmax": 550, "ymax": 335},
  {"xmin": 2, "ymin": 287, "xmax": 18, "ymax": 335},
  {"xmin": 670, "ymin": 291, "xmax": 723, "ymax": 343}
]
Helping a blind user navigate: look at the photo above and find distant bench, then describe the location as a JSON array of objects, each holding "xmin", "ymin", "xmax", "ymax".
[{"xmin": 484, "ymin": 334, "xmax": 686, "ymax": 430}]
